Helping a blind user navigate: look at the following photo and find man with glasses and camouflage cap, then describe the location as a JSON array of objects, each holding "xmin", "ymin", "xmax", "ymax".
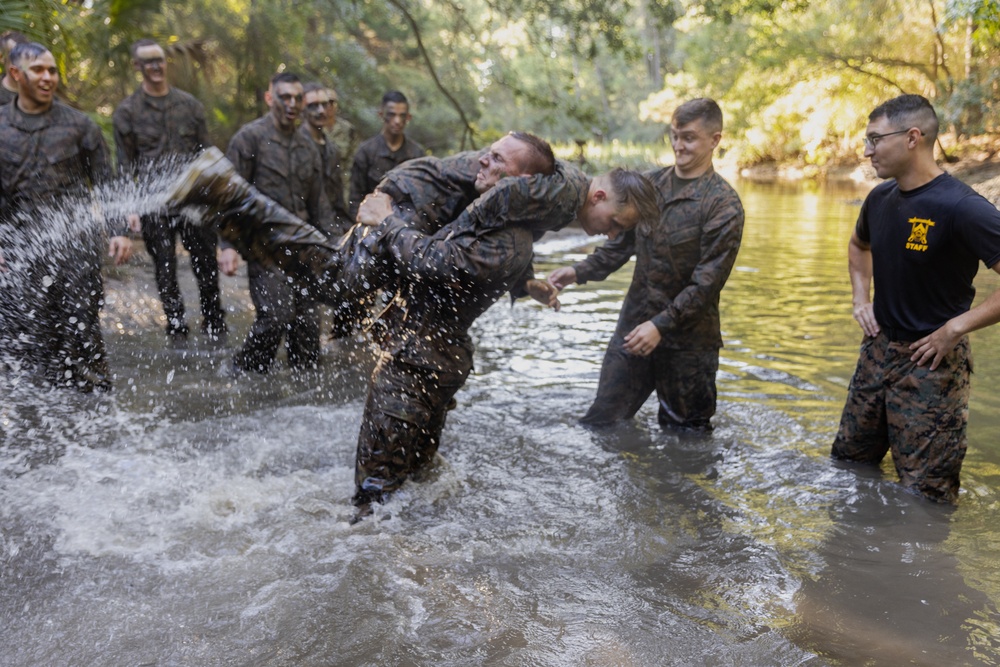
[{"xmin": 832, "ymin": 94, "xmax": 1000, "ymax": 503}]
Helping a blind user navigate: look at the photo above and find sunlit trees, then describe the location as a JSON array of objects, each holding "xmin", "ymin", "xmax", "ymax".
[{"xmin": 1, "ymin": 0, "xmax": 996, "ymax": 168}]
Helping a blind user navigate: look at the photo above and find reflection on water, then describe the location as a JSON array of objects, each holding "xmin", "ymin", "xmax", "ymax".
[{"xmin": 2, "ymin": 179, "xmax": 1000, "ymax": 666}]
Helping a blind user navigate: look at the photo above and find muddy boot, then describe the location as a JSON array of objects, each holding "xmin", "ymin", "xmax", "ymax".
[{"xmin": 163, "ymin": 148, "xmax": 345, "ymax": 301}]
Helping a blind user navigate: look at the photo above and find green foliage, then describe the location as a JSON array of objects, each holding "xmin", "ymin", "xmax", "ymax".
[{"xmin": 2, "ymin": 0, "xmax": 997, "ymax": 169}]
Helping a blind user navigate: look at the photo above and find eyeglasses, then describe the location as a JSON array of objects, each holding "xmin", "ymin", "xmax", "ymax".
[{"xmin": 863, "ymin": 128, "xmax": 923, "ymax": 151}]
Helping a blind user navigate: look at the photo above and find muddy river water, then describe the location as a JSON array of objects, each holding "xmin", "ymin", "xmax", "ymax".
[{"xmin": 2, "ymin": 178, "xmax": 999, "ymax": 666}]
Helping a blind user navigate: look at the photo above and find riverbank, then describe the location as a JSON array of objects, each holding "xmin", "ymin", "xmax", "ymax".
[{"xmin": 733, "ymin": 153, "xmax": 1000, "ymax": 205}]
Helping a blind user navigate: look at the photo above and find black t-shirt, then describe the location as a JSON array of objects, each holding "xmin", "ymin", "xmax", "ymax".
[{"xmin": 857, "ymin": 172, "xmax": 1000, "ymax": 333}]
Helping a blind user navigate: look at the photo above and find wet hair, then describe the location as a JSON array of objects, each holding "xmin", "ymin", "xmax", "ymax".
[
  {"xmin": 869, "ymin": 94, "xmax": 939, "ymax": 143},
  {"xmin": 608, "ymin": 168, "xmax": 659, "ymax": 227},
  {"xmin": 270, "ymin": 71, "xmax": 301, "ymax": 87},
  {"xmin": 381, "ymin": 90, "xmax": 409, "ymax": 108},
  {"xmin": 508, "ymin": 131, "xmax": 555, "ymax": 176},
  {"xmin": 130, "ymin": 38, "xmax": 161, "ymax": 59},
  {"xmin": 672, "ymin": 98, "xmax": 723, "ymax": 133},
  {"xmin": 1, "ymin": 31, "xmax": 28, "ymax": 57},
  {"xmin": 8, "ymin": 42, "xmax": 49, "ymax": 70}
]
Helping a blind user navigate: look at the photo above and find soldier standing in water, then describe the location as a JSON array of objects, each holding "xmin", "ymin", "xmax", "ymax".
[
  {"xmin": 114, "ymin": 38, "xmax": 225, "ymax": 344},
  {"xmin": 0, "ymin": 42, "xmax": 132, "ymax": 391}
]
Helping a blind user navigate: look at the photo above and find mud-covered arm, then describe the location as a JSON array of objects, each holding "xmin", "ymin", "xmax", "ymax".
[{"xmin": 650, "ymin": 193, "xmax": 744, "ymax": 334}]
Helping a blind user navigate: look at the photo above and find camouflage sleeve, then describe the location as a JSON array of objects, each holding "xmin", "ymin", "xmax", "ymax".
[
  {"xmin": 573, "ymin": 229, "xmax": 636, "ymax": 284},
  {"xmin": 307, "ymin": 148, "xmax": 335, "ymax": 237},
  {"xmin": 376, "ymin": 210, "xmax": 522, "ymax": 288},
  {"xmin": 650, "ymin": 190, "xmax": 744, "ymax": 334},
  {"xmin": 225, "ymin": 128, "xmax": 257, "ymax": 183},
  {"xmin": 348, "ymin": 146, "xmax": 370, "ymax": 220},
  {"xmin": 464, "ymin": 167, "xmax": 583, "ymax": 235},
  {"xmin": 221, "ymin": 129, "xmax": 258, "ymax": 250},
  {"xmin": 508, "ymin": 258, "xmax": 536, "ymax": 301},
  {"xmin": 111, "ymin": 101, "xmax": 136, "ymax": 176}
]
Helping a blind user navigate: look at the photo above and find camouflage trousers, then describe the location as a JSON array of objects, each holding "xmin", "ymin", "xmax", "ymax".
[
  {"xmin": 233, "ymin": 260, "xmax": 320, "ymax": 373},
  {"xmin": 141, "ymin": 213, "xmax": 224, "ymax": 338},
  {"xmin": 832, "ymin": 331, "xmax": 972, "ymax": 504},
  {"xmin": 352, "ymin": 351, "xmax": 470, "ymax": 506},
  {"xmin": 0, "ymin": 236, "xmax": 110, "ymax": 392},
  {"xmin": 581, "ymin": 334, "xmax": 719, "ymax": 430}
]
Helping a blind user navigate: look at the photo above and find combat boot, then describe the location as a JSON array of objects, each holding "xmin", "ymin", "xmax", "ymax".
[{"xmin": 163, "ymin": 149, "xmax": 347, "ymax": 306}]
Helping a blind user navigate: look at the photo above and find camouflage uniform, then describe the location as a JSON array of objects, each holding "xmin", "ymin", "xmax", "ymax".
[
  {"xmin": 328, "ymin": 118, "xmax": 358, "ymax": 186},
  {"xmin": 833, "ymin": 332, "xmax": 971, "ymax": 503},
  {"xmin": 832, "ymin": 173, "xmax": 1000, "ymax": 503},
  {"xmin": 0, "ymin": 100, "xmax": 115, "ymax": 390},
  {"xmin": 298, "ymin": 123, "xmax": 351, "ymax": 235},
  {"xmin": 572, "ymin": 166, "xmax": 744, "ymax": 429},
  {"xmin": 353, "ymin": 163, "xmax": 590, "ymax": 506},
  {"xmin": 0, "ymin": 84, "xmax": 15, "ymax": 107},
  {"xmin": 348, "ymin": 133, "xmax": 425, "ymax": 219},
  {"xmin": 225, "ymin": 115, "xmax": 331, "ymax": 372},
  {"xmin": 113, "ymin": 86, "xmax": 224, "ymax": 339}
]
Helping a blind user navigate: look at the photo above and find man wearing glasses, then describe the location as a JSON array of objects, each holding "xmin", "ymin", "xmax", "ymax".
[
  {"xmin": 300, "ymin": 82, "xmax": 351, "ymax": 235},
  {"xmin": 114, "ymin": 39, "xmax": 225, "ymax": 345},
  {"xmin": 832, "ymin": 94, "xmax": 1000, "ymax": 503}
]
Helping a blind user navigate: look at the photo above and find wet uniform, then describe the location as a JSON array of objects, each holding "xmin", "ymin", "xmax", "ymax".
[
  {"xmin": 113, "ymin": 86, "xmax": 224, "ymax": 339},
  {"xmin": 298, "ymin": 123, "xmax": 351, "ymax": 236},
  {"xmin": 352, "ymin": 163, "xmax": 590, "ymax": 507},
  {"xmin": 348, "ymin": 133, "xmax": 425, "ymax": 219},
  {"xmin": 572, "ymin": 166, "xmax": 744, "ymax": 429},
  {"xmin": 832, "ymin": 173, "xmax": 1000, "ymax": 503},
  {"xmin": 0, "ymin": 84, "xmax": 15, "ymax": 107},
  {"xmin": 0, "ymin": 99, "xmax": 117, "ymax": 390},
  {"xmin": 329, "ymin": 118, "xmax": 358, "ymax": 191},
  {"xmin": 225, "ymin": 115, "xmax": 331, "ymax": 372}
]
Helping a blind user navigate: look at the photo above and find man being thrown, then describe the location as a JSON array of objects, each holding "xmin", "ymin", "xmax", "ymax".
[
  {"xmin": 832, "ymin": 94, "xmax": 1000, "ymax": 503},
  {"xmin": 166, "ymin": 134, "xmax": 657, "ymax": 520}
]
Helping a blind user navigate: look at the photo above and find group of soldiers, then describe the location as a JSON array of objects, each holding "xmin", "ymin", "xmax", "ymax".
[
  {"xmin": 4, "ymin": 31, "xmax": 994, "ymax": 518},
  {"xmin": 0, "ymin": 33, "xmax": 432, "ymax": 383}
]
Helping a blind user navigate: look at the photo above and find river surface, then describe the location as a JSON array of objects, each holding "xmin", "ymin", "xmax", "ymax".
[{"xmin": 2, "ymin": 179, "xmax": 1000, "ymax": 666}]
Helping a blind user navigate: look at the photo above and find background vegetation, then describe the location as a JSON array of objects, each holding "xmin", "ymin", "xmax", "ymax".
[{"xmin": 2, "ymin": 0, "xmax": 998, "ymax": 171}]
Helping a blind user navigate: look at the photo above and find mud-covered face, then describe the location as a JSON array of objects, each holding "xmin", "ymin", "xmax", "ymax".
[
  {"xmin": 303, "ymin": 89, "xmax": 334, "ymax": 130},
  {"xmin": 134, "ymin": 44, "xmax": 167, "ymax": 86},
  {"xmin": 267, "ymin": 81, "xmax": 304, "ymax": 131},
  {"xmin": 11, "ymin": 50, "xmax": 58, "ymax": 111},
  {"xmin": 379, "ymin": 101, "xmax": 410, "ymax": 141},
  {"xmin": 475, "ymin": 135, "xmax": 532, "ymax": 194}
]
